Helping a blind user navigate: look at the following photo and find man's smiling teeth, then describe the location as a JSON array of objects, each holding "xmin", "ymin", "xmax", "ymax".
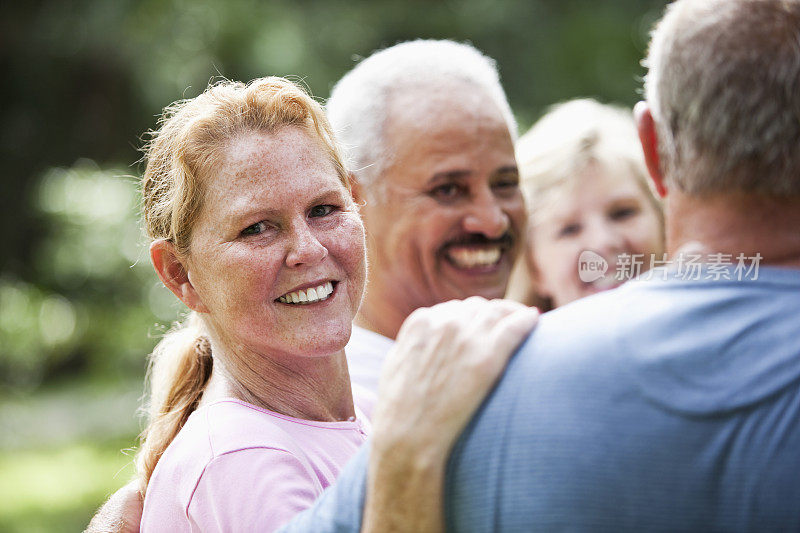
[
  {"xmin": 448, "ymin": 247, "xmax": 502, "ymax": 269},
  {"xmin": 278, "ymin": 281, "xmax": 334, "ymax": 304}
]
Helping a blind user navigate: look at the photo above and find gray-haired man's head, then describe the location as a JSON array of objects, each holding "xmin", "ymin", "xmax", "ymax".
[
  {"xmin": 327, "ymin": 40, "xmax": 526, "ymax": 336},
  {"xmin": 644, "ymin": 0, "xmax": 800, "ymax": 196}
]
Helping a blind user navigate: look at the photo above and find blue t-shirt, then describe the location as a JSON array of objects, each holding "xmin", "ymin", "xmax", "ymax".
[{"xmin": 280, "ymin": 267, "xmax": 800, "ymax": 532}]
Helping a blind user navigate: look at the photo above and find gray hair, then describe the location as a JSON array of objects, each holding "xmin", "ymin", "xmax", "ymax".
[
  {"xmin": 644, "ymin": 0, "xmax": 800, "ymax": 195},
  {"xmin": 326, "ymin": 39, "xmax": 517, "ymax": 195},
  {"xmin": 516, "ymin": 98, "xmax": 660, "ymax": 224}
]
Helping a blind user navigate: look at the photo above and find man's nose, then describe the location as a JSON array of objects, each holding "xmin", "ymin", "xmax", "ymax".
[
  {"xmin": 462, "ymin": 191, "xmax": 509, "ymax": 239},
  {"xmin": 285, "ymin": 223, "xmax": 328, "ymax": 267}
]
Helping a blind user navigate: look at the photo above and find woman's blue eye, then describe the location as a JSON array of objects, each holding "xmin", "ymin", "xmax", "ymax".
[
  {"xmin": 309, "ymin": 205, "xmax": 335, "ymax": 217},
  {"xmin": 241, "ymin": 221, "xmax": 267, "ymax": 236}
]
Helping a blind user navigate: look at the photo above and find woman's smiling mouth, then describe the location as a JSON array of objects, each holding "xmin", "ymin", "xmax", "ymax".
[{"xmin": 277, "ymin": 281, "xmax": 336, "ymax": 305}]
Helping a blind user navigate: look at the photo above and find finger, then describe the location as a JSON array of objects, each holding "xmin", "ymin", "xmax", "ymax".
[
  {"xmin": 472, "ymin": 298, "xmax": 528, "ymax": 324},
  {"xmin": 486, "ymin": 307, "xmax": 540, "ymax": 365}
]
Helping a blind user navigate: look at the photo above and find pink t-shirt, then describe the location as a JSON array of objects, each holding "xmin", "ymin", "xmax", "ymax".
[{"xmin": 140, "ymin": 397, "xmax": 371, "ymax": 532}]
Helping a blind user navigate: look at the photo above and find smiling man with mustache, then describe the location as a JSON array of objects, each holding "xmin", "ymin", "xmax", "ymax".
[{"xmin": 327, "ymin": 40, "xmax": 527, "ymax": 392}]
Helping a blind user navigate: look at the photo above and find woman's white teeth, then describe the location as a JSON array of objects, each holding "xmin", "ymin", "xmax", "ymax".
[
  {"xmin": 278, "ymin": 281, "xmax": 334, "ymax": 305},
  {"xmin": 448, "ymin": 247, "xmax": 502, "ymax": 269}
]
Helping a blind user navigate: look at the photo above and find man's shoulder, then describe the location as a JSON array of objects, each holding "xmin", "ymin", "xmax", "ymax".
[
  {"xmin": 515, "ymin": 285, "xmax": 629, "ymax": 364},
  {"xmin": 446, "ymin": 271, "xmax": 800, "ymax": 531},
  {"xmin": 522, "ymin": 269, "xmax": 800, "ymax": 357},
  {"xmin": 509, "ymin": 271, "xmax": 800, "ymax": 409}
]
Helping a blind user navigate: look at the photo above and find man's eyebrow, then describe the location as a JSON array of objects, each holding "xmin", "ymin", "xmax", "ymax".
[
  {"xmin": 494, "ymin": 165, "xmax": 519, "ymax": 176},
  {"xmin": 427, "ymin": 170, "xmax": 472, "ymax": 185}
]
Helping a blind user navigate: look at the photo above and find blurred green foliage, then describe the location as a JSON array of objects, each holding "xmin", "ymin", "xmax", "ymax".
[
  {"xmin": 1, "ymin": 0, "xmax": 668, "ymax": 529},
  {"xmin": 1, "ymin": 161, "xmax": 180, "ymax": 389}
]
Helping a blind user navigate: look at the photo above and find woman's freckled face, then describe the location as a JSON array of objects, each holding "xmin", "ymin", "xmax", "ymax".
[
  {"xmin": 529, "ymin": 164, "xmax": 664, "ymax": 308},
  {"xmin": 184, "ymin": 126, "xmax": 367, "ymax": 360}
]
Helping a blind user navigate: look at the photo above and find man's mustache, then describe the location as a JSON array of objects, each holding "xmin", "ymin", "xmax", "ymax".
[{"xmin": 444, "ymin": 232, "xmax": 515, "ymax": 248}]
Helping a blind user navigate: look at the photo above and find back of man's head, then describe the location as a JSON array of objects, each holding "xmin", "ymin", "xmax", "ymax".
[
  {"xmin": 326, "ymin": 39, "xmax": 517, "ymax": 194},
  {"xmin": 645, "ymin": 0, "xmax": 800, "ymax": 196}
]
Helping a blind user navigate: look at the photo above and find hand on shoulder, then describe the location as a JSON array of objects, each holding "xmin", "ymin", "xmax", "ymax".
[{"xmin": 372, "ymin": 297, "xmax": 539, "ymax": 462}]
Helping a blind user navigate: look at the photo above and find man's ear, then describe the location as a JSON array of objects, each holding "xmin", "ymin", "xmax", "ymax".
[
  {"xmin": 634, "ymin": 101, "xmax": 668, "ymax": 198},
  {"xmin": 150, "ymin": 239, "xmax": 209, "ymax": 313},
  {"xmin": 347, "ymin": 172, "xmax": 367, "ymax": 208}
]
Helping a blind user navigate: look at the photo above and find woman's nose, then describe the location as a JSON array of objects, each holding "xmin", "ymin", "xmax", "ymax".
[
  {"xmin": 285, "ymin": 224, "xmax": 328, "ymax": 267},
  {"xmin": 584, "ymin": 220, "xmax": 627, "ymax": 256}
]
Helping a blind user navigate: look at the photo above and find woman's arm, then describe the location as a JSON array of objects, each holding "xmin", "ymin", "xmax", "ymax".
[{"xmin": 362, "ymin": 297, "xmax": 539, "ymax": 532}]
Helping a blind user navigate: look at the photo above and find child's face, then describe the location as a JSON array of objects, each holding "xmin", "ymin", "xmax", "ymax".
[{"xmin": 528, "ymin": 163, "xmax": 663, "ymax": 308}]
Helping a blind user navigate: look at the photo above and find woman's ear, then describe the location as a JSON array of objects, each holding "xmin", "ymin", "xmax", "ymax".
[
  {"xmin": 150, "ymin": 239, "xmax": 209, "ymax": 313},
  {"xmin": 347, "ymin": 172, "xmax": 367, "ymax": 208}
]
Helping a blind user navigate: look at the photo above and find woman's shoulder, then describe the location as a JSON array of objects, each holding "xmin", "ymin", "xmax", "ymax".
[
  {"xmin": 142, "ymin": 402, "xmax": 324, "ymax": 532},
  {"xmin": 147, "ymin": 400, "xmax": 305, "ymax": 486},
  {"xmin": 198, "ymin": 398, "xmax": 308, "ymax": 457},
  {"xmin": 198, "ymin": 398, "xmax": 368, "ymax": 456}
]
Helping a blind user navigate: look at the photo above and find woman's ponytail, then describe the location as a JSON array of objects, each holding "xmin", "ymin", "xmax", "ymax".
[{"xmin": 135, "ymin": 312, "xmax": 212, "ymax": 495}]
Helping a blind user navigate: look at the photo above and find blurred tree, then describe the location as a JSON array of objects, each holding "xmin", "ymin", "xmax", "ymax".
[{"xmin": 0, "ymin": 161, "xmax": 179, "ymax": 388}]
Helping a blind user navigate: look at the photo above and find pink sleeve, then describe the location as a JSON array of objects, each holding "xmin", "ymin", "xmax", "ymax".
[{"xmin": 186, "ymin": 447, "xmax": 321, "ymax": 532}]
